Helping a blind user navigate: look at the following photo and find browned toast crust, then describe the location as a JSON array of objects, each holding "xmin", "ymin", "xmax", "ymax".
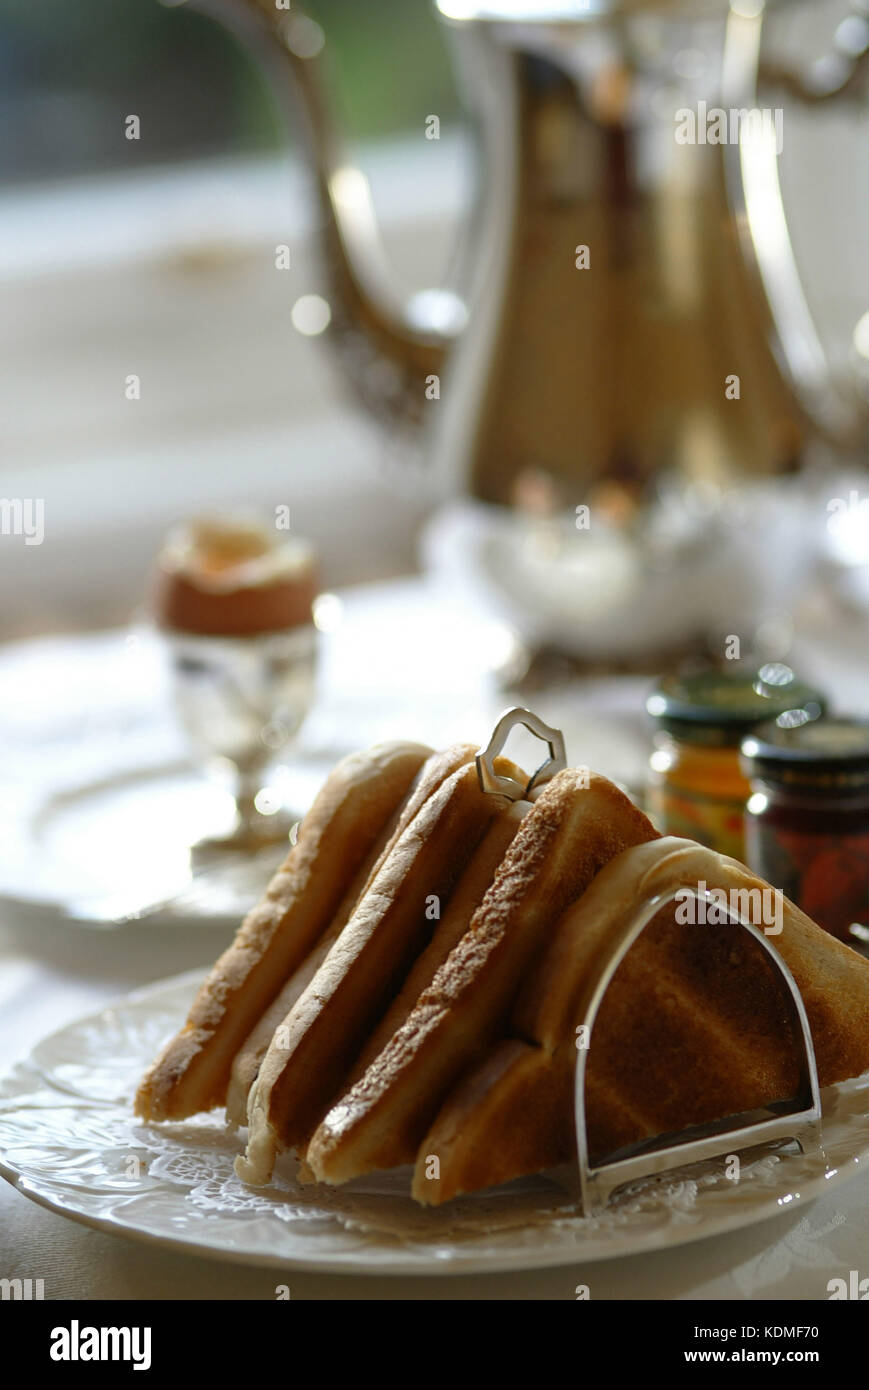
[
  {"xmin": 237, "ymin": 757, "xmax": 526, "ymax": 1181},
  {"xmin": 135, "ymin": 741, "xmax": 430, "ymax": 1121}
]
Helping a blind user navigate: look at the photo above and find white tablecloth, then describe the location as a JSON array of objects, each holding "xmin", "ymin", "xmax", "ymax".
[{"xmin": 2, "ymin": 579, "xmax": 867, "ymax": 1300}]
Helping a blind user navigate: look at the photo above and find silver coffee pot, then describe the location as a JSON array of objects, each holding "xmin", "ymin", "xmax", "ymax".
[{"xmin": 186, "ymin": 0, "xmax": 869, "ymax": 513}]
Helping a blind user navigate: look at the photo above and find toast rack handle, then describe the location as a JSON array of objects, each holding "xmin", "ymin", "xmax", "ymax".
[
  {"xmin": 573, "ymin": 886, "xmax": 824, "ymax": 1217},
  {"xmin": 475, "ymin": 707, "xmax": 567, "ymax": 802}
]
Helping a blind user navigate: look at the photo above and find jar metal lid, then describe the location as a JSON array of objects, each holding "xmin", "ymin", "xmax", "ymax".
[
  {"xmin": 741, "ymin": 716, "xmax": 869, "ymax": 793},
  {"xmin": 646, "ymin": 665, "xmax": 826, "ymax": 748}
]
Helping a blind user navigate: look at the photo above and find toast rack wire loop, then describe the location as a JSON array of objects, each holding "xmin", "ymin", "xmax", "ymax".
[
  {"xmin": 475, "ymin": 707, "xmax": 567, "ymax": 802},
  {"xmin": 574, "ymin": 887, "xmax": 824, "ymax": 1217}
]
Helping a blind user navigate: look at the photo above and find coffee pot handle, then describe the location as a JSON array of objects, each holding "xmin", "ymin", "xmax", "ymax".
[{"xmin": 723, "ymin": 3, "xmax": 869, "ymax": 448}]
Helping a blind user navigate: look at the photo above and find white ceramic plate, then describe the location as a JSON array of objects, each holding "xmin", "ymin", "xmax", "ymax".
[
  {"xmin": 0, "ymin": 630, "xmax": 311, "ymax": 930},
  {"xmin": 2, "ymin": 971, "xmax": 869, "ymax": 1275}
]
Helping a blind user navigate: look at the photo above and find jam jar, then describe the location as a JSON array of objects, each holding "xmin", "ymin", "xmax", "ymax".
[
  {"xmin": 646, "ymin": 666, "xmax": 825, "ymax": 860},
  {"xmin": 741, "ymin": 717, "xmax": 869, "ymax": 943}
]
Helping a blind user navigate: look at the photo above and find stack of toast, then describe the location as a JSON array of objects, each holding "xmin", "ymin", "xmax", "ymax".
[{"xmin": 136, "ymin": 737, "xmax": 869, "ymax": 1206}]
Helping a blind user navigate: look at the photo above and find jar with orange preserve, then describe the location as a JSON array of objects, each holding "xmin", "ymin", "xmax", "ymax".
[
  {"xmin": 646, "ymin": 667, "xmax": 825, "ymax": 861},
  {"xmin": 741, "ymin": 717, "xmax": 869, "ymax": 944}
]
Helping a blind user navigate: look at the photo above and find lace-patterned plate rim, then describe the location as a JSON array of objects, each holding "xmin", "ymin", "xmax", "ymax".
[{"xmin": 0, "ymin": 970, "xmax": 868, "ymax": 1276}]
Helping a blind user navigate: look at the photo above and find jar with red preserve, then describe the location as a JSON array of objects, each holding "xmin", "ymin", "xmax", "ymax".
[{"xmin": 741, "ymin": 717, "xmax": 869, "ymax": 944}]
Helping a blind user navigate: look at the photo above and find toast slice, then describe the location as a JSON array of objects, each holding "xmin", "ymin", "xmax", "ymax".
[
  {"xmin": 414, "ymin": 836, "xmax": 869, "ymax": 1203},
  {"xmin": 135, "ymin": 740, "xmax": 432, "ymax": 1121}
]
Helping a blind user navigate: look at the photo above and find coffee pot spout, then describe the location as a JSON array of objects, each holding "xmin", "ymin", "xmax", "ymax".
[{"xmin": 189, "ymin": 0, "xmax": 467, "ymax": 432}]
